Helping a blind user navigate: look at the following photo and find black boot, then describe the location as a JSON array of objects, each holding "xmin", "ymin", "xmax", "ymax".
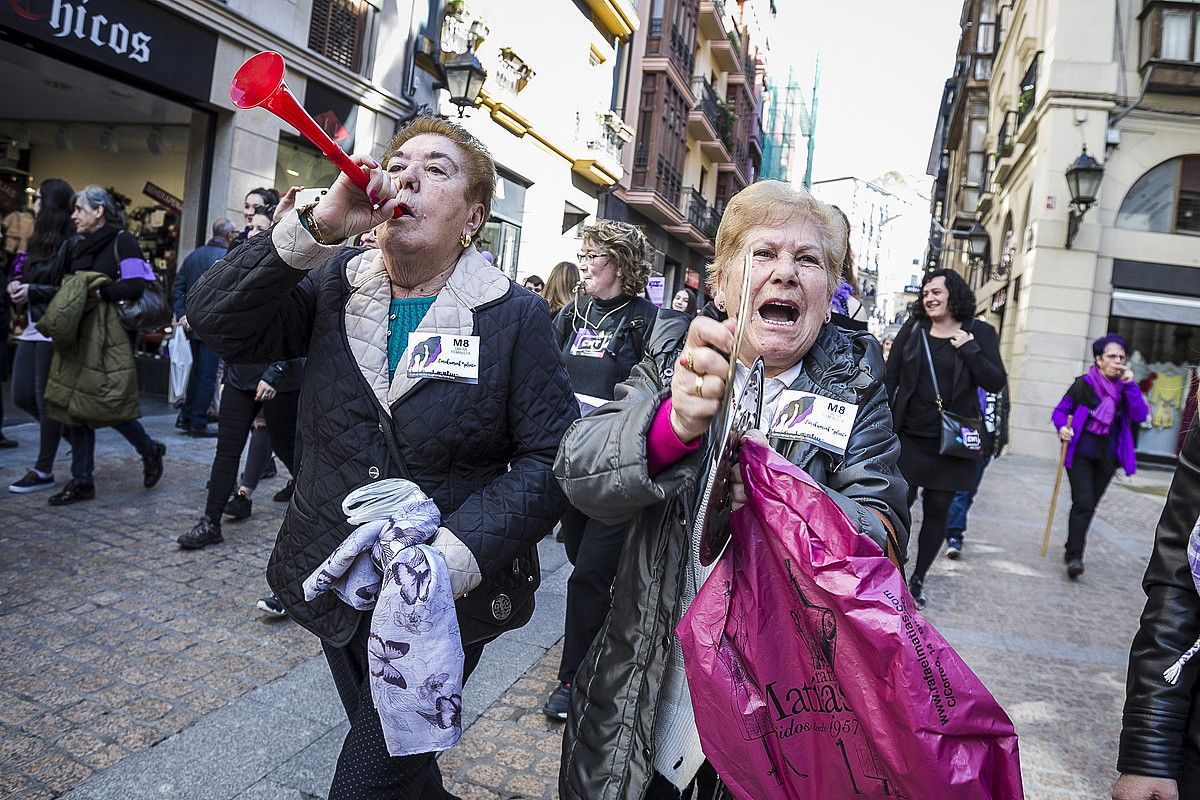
[{"xmin": 178, "ymin": 517, "xmax": 223, "ymax": 550}]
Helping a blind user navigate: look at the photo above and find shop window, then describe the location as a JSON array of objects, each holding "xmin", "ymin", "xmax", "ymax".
[
  {"xmin": 1116, "ymin": 155, "xmax": 1200, "ymax": 235},
  {"xmin": 1109, "ymin": 315, "xmax": 1200, "ymax": 460},
  {"xmin": 309, "ymin": 0, "xmax": 368, "ymax": 72}
]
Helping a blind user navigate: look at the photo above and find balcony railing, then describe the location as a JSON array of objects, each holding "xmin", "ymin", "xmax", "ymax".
[
  {"xmin": 683, "ymin": 187, "xmax": 708, "ymax": 230},
  {"xmin": 581, "ymin": 111, "xmax": 632, "ymax": 164},
  {"xmin": 670, "ymin": 26, "xmax": 695, "ymax": 75},
  {"xmin": 691, "ymin": 75, "xmax": 722, "ymax": 133}
]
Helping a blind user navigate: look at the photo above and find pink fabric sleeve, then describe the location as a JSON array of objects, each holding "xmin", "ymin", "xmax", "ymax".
[{"xmin": 647, "ymin": 397, "xmax": 702, "ymax": 477}]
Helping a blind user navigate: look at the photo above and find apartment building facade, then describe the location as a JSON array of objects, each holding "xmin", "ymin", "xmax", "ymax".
[{"xmin": 929, "ymin": 0, "xmax": 1200, "ymax": 460}]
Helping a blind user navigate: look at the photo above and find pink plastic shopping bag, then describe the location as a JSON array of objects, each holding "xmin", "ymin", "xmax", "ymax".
[{"xmin": 677, "ymin": 440, "xmax": 1024, "ymax": 799}]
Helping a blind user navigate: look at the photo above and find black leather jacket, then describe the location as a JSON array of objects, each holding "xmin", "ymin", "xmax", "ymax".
[
  {"xmin": 1118, "ymin": 415, "xmax": 1200, "ymax": 784},
  {"xmin": 553, "ymin": 320, "xmax": 910, "ymax": 799},
  {"xmin": 18, "ymin": 238, "xmax": 77, "ymax": 329}
]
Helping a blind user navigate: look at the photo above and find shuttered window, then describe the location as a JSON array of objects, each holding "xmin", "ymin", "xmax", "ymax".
[{"xmin": 308, "ymin": 0, "xmax": 367, "ymax": 72}]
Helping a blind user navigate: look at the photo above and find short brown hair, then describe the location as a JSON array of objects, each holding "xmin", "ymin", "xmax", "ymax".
[
  {"xmin": 382, "ymin": 116, "xmax": 497, "ymax": 229},
  {"xmin": 579, "ymin": 219, "xmax": 652, "ymax": 295},
  {"xmin": 709, "ymin": 181, "xmax": 846, "ymax": 296}
]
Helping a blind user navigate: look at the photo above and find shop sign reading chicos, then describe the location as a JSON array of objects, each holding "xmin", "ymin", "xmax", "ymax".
[{"xmin": 3, "ymin": 0, "xmax": 217, "ymax": 102}]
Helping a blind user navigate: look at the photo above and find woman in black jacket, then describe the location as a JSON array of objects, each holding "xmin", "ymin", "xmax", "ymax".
[
  {"xmin": 6, "ymin": 179, "xmax": 76, "ymax": 489},
  {"xmin": 188, "ymin": 115, "xmax": 576, "ymax": 798},
  {"xmin": 542, "ymin": 220, "xmax": 688, "ymax": 721},
  {"xmin": 47, "ymin": 186, "xmax": 166, "ymax": 505},
  {"xmin": 884, "ymin": 268, "xmax": 1005, "ymax": 608},
  {"xmin": 1114, "ymin": 414, "xmax": 1200, "ymax": 800}
]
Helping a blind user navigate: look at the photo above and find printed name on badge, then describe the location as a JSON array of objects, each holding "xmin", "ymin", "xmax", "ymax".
[
  {"xmin": 405, "ymin": 334, "xmax": 480, "ymax": 384},
  {"xmin": 570, "ymin": 328, "xmax": 610, "ymax": 359},
  {"xmin": 768, "ymin": 390, "xmax": 858, "ymax": 454}
]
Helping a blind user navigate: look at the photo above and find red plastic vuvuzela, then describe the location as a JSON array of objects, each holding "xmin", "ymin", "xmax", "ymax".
[{"xmin": 230, "ymin": 51, "xmax": 404, "ymax": 217}]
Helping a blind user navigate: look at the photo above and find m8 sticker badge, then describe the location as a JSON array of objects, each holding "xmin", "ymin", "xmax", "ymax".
[
  {"xmin": 768, "ymin": 390, "xmax": 859, "ymax": 455},
  {"xmin": 405, "ymin": 334, "xmax": 480, "ymax": 384},
  {"xmin": 570, "ymin": 328, "xmax": 610, "ymax": 359}
]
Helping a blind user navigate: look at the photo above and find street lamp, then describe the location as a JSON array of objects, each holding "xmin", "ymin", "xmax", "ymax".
[
  {"xmin": 1064, "ymin": 145, "xmax": 1104, "ymax": 249},
  {"xmin": 442, "ymin": 51, "xmax": 487, "ymax": 117},
  {"xmin": 951, "ymin": 220, "xmax": 1008, "ymax": 281}
]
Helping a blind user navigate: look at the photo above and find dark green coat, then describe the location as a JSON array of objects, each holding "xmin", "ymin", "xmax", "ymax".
[{"xmin": 37, "ymin": 270, "xmax": 140, "ymax": 428}]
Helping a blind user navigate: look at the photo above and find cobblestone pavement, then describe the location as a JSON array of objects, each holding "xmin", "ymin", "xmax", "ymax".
[{"xmin": 0, "ymin": 412, "xmax": 1178, "ymax": 798}]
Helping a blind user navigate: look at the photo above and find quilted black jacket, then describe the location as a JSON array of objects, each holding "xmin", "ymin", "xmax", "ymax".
[
  {"xmin": 188, "ymin": 223, "xmax": 578, "ymax": 646},
  {"xmin": 1118, "ymin": 415, "xmax": 1200, "ymax": 787}
]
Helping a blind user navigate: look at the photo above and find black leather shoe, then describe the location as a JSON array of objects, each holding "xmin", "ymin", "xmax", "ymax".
[
  {"xmin": 908, "ymin": 576, "xmax": 927, "ymax": 610},
  {"xmin": 48, "ymin": 480, "xmax": 95, "ymax": 506},
  {"xmin": 272, "ymin": 480, "xmax": 295, "ymax": 503},
  {"xmin": 178, "ymin": 517, "xmax": 223, "ymax": 549},
  {"xmin": 224, "ymin": 492, "xmax": 252, "ymax": 520},
  {"xmin": 143, "ymin": 441, "xmax": 166, "ymax": 488},
  {"xmin": 1066, "ymin": 560, "xmax": 1084, "ymax": 580}
]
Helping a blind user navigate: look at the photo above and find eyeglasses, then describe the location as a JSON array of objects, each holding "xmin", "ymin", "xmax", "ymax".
[{"xmin": 577, "ymin": 252, "xmax": 607, "ymax": 263}]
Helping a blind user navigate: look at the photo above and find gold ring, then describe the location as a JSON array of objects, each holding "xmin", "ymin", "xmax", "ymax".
[
  {"xmin": 694, "ymin": 375, "xmax": 704, "ymax": 398},
  {"xmin": 685, "ymin": 349, "xmax": 696, "ymax": 372}
]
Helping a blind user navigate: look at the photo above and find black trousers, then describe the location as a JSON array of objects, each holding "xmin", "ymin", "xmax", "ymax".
[
  {"xmin": 202, "ymin": 386, "xmax": 298, "ymax": 522},
  {"xmin": 322, "ymin": 613, "xmax": 489, "ymax": 799},
  {"xmin": 1064, "ymin": 455, "xmax": 1117, "ymax": 562},
  {"xmin": 907, "ymin": 484, "xmax": 956, "ymax": 583},
  {"xmin": 558, "ymin": 506, "xmax": 627, "ymax": 685},
  {"xmin": 11, "ymin": 340, "xmax": 62, "ymax": 474}
]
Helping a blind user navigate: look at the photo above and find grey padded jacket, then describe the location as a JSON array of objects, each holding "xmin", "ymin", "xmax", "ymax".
[{"xmin": 553, "ymin": 320, "xmax": 910, "ymax": 800}]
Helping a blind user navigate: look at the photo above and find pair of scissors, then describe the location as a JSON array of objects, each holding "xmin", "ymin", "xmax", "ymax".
[{"xmin": 693, "ymin": 252, "xmax": 765, "ymax": 567}]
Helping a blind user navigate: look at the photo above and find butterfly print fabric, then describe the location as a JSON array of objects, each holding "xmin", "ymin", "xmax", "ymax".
[{"xmin": 303, "ymin": 479, "xmax": 466, "ymax": 756}]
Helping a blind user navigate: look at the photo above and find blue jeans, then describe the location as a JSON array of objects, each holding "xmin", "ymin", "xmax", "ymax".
[
  {"xmin": 63, "ymin": 420, "xmax": 156, "ymax": 485},
  {"xmin": 184, "ymin": 338, "xmax": 220, "ymax": 429},
  {"xmin": 946, "ymin": 455, "xmax": 992, "ymax": 541}
]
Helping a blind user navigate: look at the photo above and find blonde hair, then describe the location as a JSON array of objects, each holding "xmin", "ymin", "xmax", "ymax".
[
  {"xmin": 579, "ymin": 220, "xmax": 652, "ymax": 296},
  {"xmin": 544, "ymin": 260, "xmax": 580, "ymax": 315},
  {"xmin": 709, "ymin": 181, "xmax": 846, "ymax": 296},
  {"xmin": 382, "ymin": 116, "xmax": 497, "ymax": 232}
]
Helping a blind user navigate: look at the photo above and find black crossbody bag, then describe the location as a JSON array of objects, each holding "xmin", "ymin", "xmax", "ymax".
[{"xmin": 919, "ymin": 327, "xmax": 987, "ymax": 461}]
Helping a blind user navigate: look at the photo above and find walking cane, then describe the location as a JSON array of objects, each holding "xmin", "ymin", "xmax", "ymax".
[{"xmin": 1040, "ymin": 441, "xmax": 1069, "ymax": 557}]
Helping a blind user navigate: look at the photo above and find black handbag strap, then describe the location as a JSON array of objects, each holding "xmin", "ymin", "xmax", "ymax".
[{"xmin": 918, "ymin": 327, "xmax": 944, "ymax": 411}]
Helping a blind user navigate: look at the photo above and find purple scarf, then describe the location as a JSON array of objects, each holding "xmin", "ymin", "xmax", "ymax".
[
  {"xmin": 1083, "ymin": 365, "xmax": 1123, "ymax": 436},
  {"xmin": 829, "ymin": 280, "xmax": 853, "ymax": 316}
]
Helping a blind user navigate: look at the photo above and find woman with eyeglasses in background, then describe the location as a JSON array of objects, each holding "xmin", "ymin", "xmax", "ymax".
[{"xmin": 541, "ymin": 221, "xmax": 689, "ymax": 721}]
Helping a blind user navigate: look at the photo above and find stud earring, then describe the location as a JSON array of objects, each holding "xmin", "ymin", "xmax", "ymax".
[{"xmin": 459, "ymin": 233, "xmax": 472, "ymax": 249}]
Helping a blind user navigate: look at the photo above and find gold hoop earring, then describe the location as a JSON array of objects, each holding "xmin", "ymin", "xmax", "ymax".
[{"xmin": 459, "ymin": 233, "xmax": 472, "ymax": 249}]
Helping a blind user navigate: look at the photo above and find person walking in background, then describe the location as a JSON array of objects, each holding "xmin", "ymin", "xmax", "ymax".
[
  {"xmin": 670, "ymin": 287, "xmax": 697, "ymax": 315},
  {"xmin": 229, "ymin": 188, "xmax": 280, "ymax": 251},
  {"xmin": 38, "ymin": 186, "xmax": 166, "ymax": 506},
  {"xmin": 1112, "ymin": 414, "xmax": 1200, "ymax": 800},
  {"xmin": 176, "ymin": 357, "xmax": 304, "ymax": 552},
  {"xmin": 6, "ymin": 180, "xmax": 77, "ymax": 477},
  {"xmin": 885, "ymin": 268, "xmax": 1005, "ymax": 608},
  {"xmin": 1052, "ymin": 334, "xmax": 1148, "ymax": 580},
  {"xmin": 542, "ymin": 220, "xmax": 688, "ymax": 721},
  {"xmin": 523, "ymin": 274, "xmax": 544, "ymax": 295},
  {"xmin": 173, "ymin": 218, "xmax": 236, "ymax": 438},
  {"xmin": 941, "ymin": 382, "xmax": 1010, "ymax": 558},
  {"xmin": 543, "ymin": 260, "xmax": 580, "ymax": 316}
]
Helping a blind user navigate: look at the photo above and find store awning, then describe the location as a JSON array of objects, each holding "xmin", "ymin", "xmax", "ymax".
[{"xmin": 1111, "ymin": 289, "xmax": 1200, "ymax": 327}]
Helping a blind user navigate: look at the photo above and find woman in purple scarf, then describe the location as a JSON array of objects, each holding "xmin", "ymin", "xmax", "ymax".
[{"xmin": 1051, "ymin": 333, "xmax": 1149, "ymax": 579}]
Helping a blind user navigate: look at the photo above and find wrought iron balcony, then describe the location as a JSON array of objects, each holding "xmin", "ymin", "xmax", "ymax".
[{"xmin": 691, "ymin": 76, "xmax": 722, "ymax": 132}]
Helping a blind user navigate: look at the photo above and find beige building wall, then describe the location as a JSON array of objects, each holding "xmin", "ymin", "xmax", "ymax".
[{"xmin": 977, "ymin": 0, "xmax": 1200, "ymax": 457}]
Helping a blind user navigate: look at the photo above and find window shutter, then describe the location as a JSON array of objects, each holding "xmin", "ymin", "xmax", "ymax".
[{"xmin": 309, "ymin": 0, "xmax": 367, "ymax": 72}]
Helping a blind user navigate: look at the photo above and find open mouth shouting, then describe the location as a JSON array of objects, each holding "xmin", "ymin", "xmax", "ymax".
[{"xmin": 758, "ymin": 298, "xmax": 800, "ymax": 327}]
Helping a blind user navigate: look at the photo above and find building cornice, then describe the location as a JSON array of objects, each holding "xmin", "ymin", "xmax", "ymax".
[{"xmin": 582, "ymin": 0, "xmax": 640, "ymax": 40}]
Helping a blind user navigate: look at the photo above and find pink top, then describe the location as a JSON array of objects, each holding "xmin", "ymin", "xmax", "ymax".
[{"xmin": 647, "ymin": 398, "xmax": 702, "ymax": 476}]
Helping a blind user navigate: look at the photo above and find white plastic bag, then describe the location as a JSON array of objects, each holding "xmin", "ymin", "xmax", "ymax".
[{"xmin": 168, "ymin": 325, "xmax": 193, "ymax": 406}]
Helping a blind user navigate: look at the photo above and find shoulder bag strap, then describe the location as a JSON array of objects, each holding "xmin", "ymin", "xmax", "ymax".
[{"xmin": 919, "ymin": 327, "xmax": 944, "ymax": 412}]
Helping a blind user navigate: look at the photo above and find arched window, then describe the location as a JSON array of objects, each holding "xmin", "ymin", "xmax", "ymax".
[{"xmin": 1116, "ymin": 155, "xmax": 1200, "ymax": 235}]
